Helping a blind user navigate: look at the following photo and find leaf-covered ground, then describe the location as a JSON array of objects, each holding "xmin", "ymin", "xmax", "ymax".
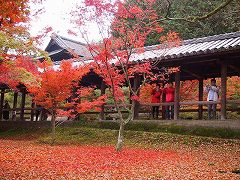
[{"xmin": 0, "ymin": 138, "xmax": 239, "ymax": 179}]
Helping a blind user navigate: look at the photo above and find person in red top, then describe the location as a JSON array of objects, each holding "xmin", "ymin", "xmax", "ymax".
[
  {"xmin": 151, "ymin": 84, "xmax": 163, "ymax": 119},
  {"xmin": 163, "ymin": 82, "xmax": 175, "ymax": 119}
]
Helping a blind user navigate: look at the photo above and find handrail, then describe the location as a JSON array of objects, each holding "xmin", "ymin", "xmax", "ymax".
[
  {"xmin": 227, "ymin": 100, "xmax": 240, "ymax": 104},
  {"xmin": 1, "ymin": 100, "xmax": 239, "ymax": 112},
  {"xmin": 141, "ymin": 100, "xmax": 240, "ymax": 107}
]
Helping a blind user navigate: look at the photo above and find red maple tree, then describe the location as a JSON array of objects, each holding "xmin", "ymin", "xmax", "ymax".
[
  {"xmin": 28, "ymin": 60, "xmax": 106, "ymax": 142},
  {"xmin": 71, "ymin": 0, "xmax": 180, "ymax": 151},
  {"xmin": 0, "ymin": 0, "xmax": 46, "ymax": 89}
]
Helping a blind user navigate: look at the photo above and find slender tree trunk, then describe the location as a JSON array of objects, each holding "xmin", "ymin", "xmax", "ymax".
[
  {"xmin": 116, "ymin": 119, "xmax": 124, "ymax": 151},
  {"xmin": 51, "ymin": 109, "xmax": 56, "ymax": 145},
  {"xmin": 115, "ymin": 104, "xmax": 134, "ymax": 152}
]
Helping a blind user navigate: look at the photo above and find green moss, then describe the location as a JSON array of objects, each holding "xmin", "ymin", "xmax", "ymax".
[
  {"xmin": 1, "ymin": 121, "xmax": 239, "ymax": 148},
  {"xmin": 71, "ymin": 121, "xmax": 240, "ymax": 139}
]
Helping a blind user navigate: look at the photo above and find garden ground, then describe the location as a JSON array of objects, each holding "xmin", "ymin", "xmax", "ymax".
[{"xmin": 0, "ymin": 124, "xmax": 239, "ymax": 179}]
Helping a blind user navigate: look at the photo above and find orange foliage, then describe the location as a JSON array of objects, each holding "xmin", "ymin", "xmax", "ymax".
[
  {"xmin": 28, "ymin": 61, "xmax": 89, "ymax": 110},
  {"xmin": 140, "ymin": 83, "xmax": 155, "ymax": 103},
  {"xmin": 180, "ymin": 80, "xmax": 199, "ymax": 101},
  {"xmin": 28, "ymin": 61, "xmax": 106, "ymax": 118},
  {"xmin": 0, "ymin": 56, "xmax": 38, "ymax": 88},
  {"xmin": 0, "ymin": 0, "xmax": 43, "ymax": 88},
  {"xmin": 227, "ymin": 76, "xmax": 240, "ymax": 99},
  {"xmin": 0, "ymin": 0, "xmax": 30, "ymax": 26},
  {"xmin": 179, "ymin": 77, "xmax": 240, "ymax": 102},
  {"xmin": 75, "ymin": 87, "xmax": 107, "ymax": 113}
]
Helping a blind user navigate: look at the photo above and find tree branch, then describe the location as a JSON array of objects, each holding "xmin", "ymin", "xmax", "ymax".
[{"xmin": 162, "ymin": 0, "xmax": 234, "ymax": 23}]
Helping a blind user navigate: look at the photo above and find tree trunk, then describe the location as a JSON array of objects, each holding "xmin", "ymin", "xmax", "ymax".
[
  {"xmin": 51, "ymin": 110, "xmax": 56, "ymax": 145},
  {"xmin": 116, "ymin": 120, "xmax": 124, "ymax": 152},
  {"xmin": 115, "ymin": 103, "xmax": 134, "ymax": 152}
]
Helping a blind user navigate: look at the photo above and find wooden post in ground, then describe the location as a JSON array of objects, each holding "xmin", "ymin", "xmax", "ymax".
[
  {"xmin": 12, "ymin": 91, "xmax": 18, "ymax": 121},
  {"xmin": 221, "ymin": 63, "xmax": 227, "ymax": 120},
  {"xmin": 133, "ymin": 73, "xmax": 140, "ymax": 119},
  {"xmin": 0, "ymin": 89, "xmax": 5, "ymax": 121},
  {"xmin": 198, "ymin": 78, "xmax": 203, "ymax": 119},
  {"xmin": 174, "ymin": 71, "xmax": 180, "ymax": 120},
  {"xmin": 20, "ymin": 90, "xmax": 26, "ymax": 121},
  {"xmin": 30, "ymin": 100, "xmax": 36, "ymax": 121},
  {"xmin": 100, "ymin": 81, "xmax": 106, "ymax": 120}
]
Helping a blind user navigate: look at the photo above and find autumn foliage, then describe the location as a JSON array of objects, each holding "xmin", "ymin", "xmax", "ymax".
[
  {"xmin": 179, "ymin": 78, "xmax": 240, "ymax": 102},
  {"xmin": 0, "ymin": 56, "xmax": 39, "ymax": 88},
  {"xmin": 0, "ymin": 139, "xmax": 239, "ymax": 179},
  {"xmin": 0, "ymin": 0, "xmax": 42, "ymax": 88},
  {"xmin": 0, "ymin": 0, "xmax": 30, "ymax": 29},
  {"xmin": 28, "ymin": 60, "xmax": 106, "ymax": 115},
  {"xmin": 70, "ymin": 0, "xmax": 181, "ymax": 151},
  {"xmin": 27, "ymin": 60, "xmax": 106, "ymax": 141}
]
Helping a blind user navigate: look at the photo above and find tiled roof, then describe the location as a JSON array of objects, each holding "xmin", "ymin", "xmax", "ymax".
[
  {"xmin": 45, "ymin": 33, "xmax": 91, "ymax": 60},
  {"xmin": 130, "ymin": 31, "xmax": 240, "ymax": 61},
  {"xmin": 45, "ymin": 32, "xmax": 240, "ymax": 63}
]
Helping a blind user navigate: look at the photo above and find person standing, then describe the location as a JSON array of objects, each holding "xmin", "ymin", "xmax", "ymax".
[
  {"xmin": 163, "ymin": 82, "xmax": 175, "ymax": 120},
  {"xmin": 205, "ymin": 79, "xmax": 219, "ymax": 119},
  {"xmin": 151, "ymin": 84, "xmax": 162, "ymax": 119}
]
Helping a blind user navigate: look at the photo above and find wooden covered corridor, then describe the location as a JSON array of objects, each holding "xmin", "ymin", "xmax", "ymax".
[
  {"xmin": 0, "ymin": 32, "xmax": 240, "ymax": 122},
  {"xmin": 134, "ymin": 32, "xmax": 240, "ymax": 120}
]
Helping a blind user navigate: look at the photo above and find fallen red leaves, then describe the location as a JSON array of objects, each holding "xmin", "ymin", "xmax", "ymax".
[{"xmin": 0, "ymin": 139, "xmax": 239, "ymax": 179}]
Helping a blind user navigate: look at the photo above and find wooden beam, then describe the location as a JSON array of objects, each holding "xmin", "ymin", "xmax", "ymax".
[
  {"xmin": 12, "ymin": 91, "xmax": 18, "ymax": 121},
  {"xmin": 133, "ymin": 73, "xmax": 141, "ymax": 119},
  {"xmin": 228, "ymin": 64, "xmax": 240, "ymax": 75},
  {"xmin": 182, "ymin": 69, "xmax": 202, "ymax": 79},
  {"xmin": 174, "ymin": 71, "xmax": 180, "ymax": 120},
  {"xmin": 221, "ymin": 63, "xmax": 227, "ymax": 120},
  {"xmin": 198, "ymin": 78, "xmax": 203, "ymax": 119},
  {"xmin": 20, "ymin": 91, "xmax": 26, "ymax": 121},
  {"xmin": 0, "ymin": 90, "xmax": 5, "ymax": 121}
]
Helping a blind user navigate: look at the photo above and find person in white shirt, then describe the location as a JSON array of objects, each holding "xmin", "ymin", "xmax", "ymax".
[{"xmin": 205, "ymin": 79, "xmax": 219, "ymax": 119}]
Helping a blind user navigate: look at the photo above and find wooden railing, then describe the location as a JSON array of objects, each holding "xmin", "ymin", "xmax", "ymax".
[
  {"xmin": 0, "ymin": 100, "xmax": 239, "ymax": 121},
  {"xmin": 141, "ymin": 100, "xmax": 240, "ymax": 107}
]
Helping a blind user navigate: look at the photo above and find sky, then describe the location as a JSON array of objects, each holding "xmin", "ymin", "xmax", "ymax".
[{"xmin": 29, "ymin": 0, "xmax": 102, "ymax": 50}]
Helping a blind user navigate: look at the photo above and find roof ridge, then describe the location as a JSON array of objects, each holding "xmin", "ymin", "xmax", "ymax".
[
  {"xmin": 50, "ymin": 33, "xmax": 69, "ymax": 49},
  {"xmin": 139, "ymin": 31, "xmax": 240, "ymax": 51},
  {"xmin": 183, "ymin": 31, "xmax": 240, "ymax": 45},
  {"xmin": 58, "ymin": 35, "xmax": 87, "ymax": 46}
]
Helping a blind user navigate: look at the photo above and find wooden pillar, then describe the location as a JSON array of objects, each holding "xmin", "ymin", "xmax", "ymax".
[
  {"xmin": 12, "ymin": 91, "xmax": 18, "ymax": 121},
  {"xmin": 0, "ymin": 89, "xmax": 5, "ymax": 121},
  {"xmin": 100, "ymin": 81, "xmax": 106, "ymax": 120},
  {"xmin": 162, "ymin": 91, "xmax": 166, "ymax": 119},
  {"xmin": 221, "ymin": 63, "xmax": 227, "ymax": 120},
  {"xmin": 198, "ymin": 78, "xmax": 203, "ymax": 119},
  {"xmin": 30, "ymin": 100, "xmax": 36, "ymax": 121},
  {"xmin": 20, "ymin": 91, "xmax": 26, "ymax": 121},
  {"xmin": 133, "ymin": 74, "xmax": 140, "ymax": 119},
  {"xmin": 174, "ymin": 71, "xmax": 180, "ymax": 120}
]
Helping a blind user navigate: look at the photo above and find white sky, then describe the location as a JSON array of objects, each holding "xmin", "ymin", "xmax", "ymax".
[{"xmin": 29, "ymin": 0, "xmax": 102, "ymax": 50}]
